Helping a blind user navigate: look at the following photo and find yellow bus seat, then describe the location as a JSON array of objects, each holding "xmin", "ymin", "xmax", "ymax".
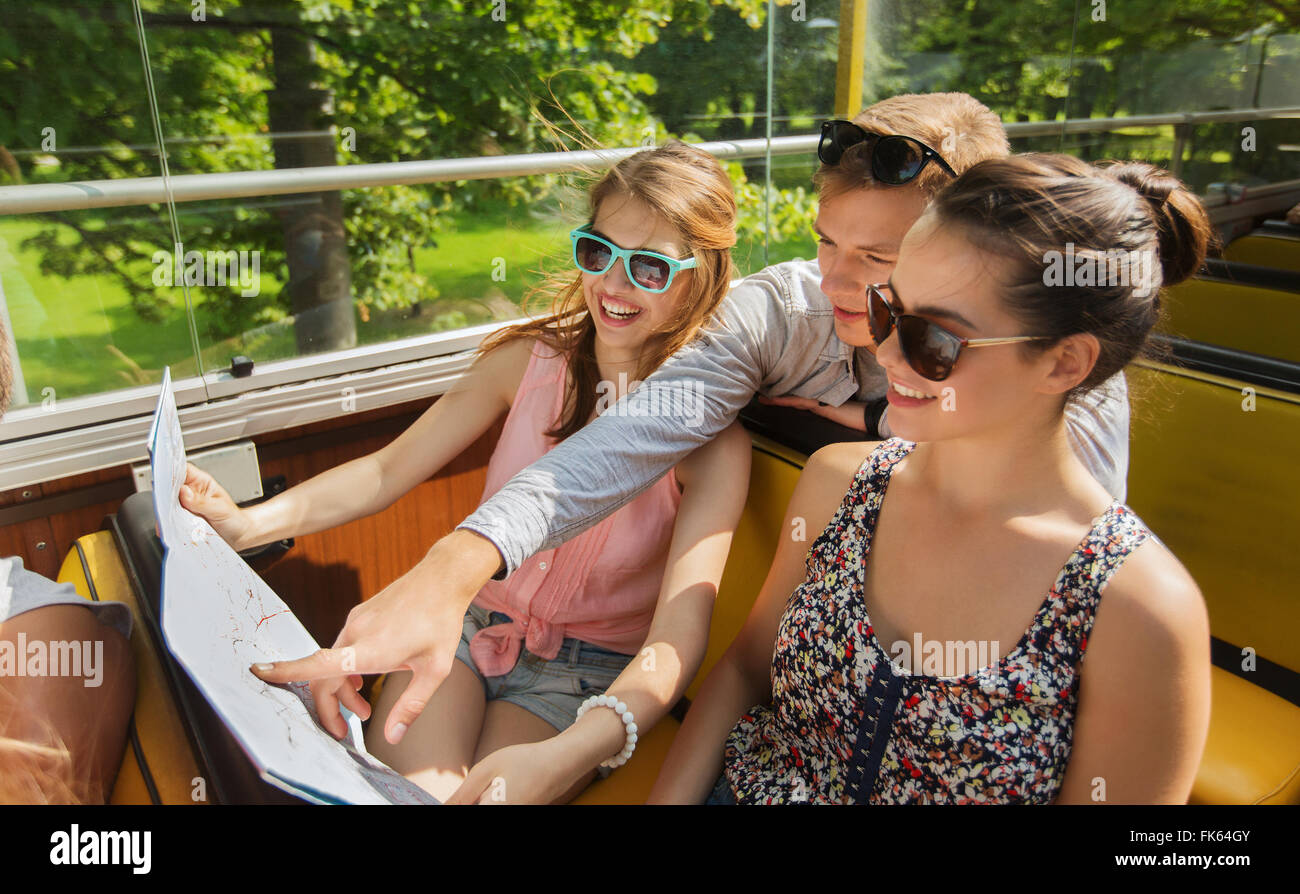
[
  {"xmin": 1128, "ymin": 366, "xmax": 1300, "ymax": 676},
  {"xmin": 1128, "ymin": 363, "xmax": 1300, "ymax": 804},
  {"xmin": 1221, "ymin": 223, "xmax": 1300, "ymax": 273},
  {"xmin": 1192, "ymin": 666, "xmax": 1300, "ymax": 805},
  {"xmin": 56, "ymin": 531, "xmax": 205, "ymax": 805},
  {"xmin": 1161, "ymin": 277, "xmax": 1300, "ymax": 364},
  {"xmin": 64, "ymin": 374, "xmax": 1295, "ymax": 804}
]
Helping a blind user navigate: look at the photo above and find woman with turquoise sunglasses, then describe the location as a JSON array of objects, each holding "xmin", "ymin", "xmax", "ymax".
[
  {"xmin": 395, "ymin": 141, "xmax": 751, "ymax": 804},
  {"xmin": 180, "ymin": 141, "xmax": 750, "ymax": 804},
  {"xmin": 561, "ymin": 200, "xmax": 708, "ymax": 375},
  {"xmin": 569, "ymin": 224, "xmax": 698, "ymax": 294}
]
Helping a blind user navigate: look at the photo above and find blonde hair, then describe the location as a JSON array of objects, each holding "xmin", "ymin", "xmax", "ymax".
[
  {"xmin": 0, "ymin": 314, "xmax": 12, "ymax": 416},
  {"xmin": 479, "ymin": 140, "xmax": 737, "ymax": 440},
  {"xmin": 815, "ymin": 92, "xmax": 1010, "ymax": 201}
]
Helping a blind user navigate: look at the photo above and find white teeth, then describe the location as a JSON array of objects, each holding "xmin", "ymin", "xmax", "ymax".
[
  {"xmin": 892, "ymin": 381, "xmax": 936, "ymax": 399},
  {"xmin": 601, "ymin": 297, "xmax": 642, "ymax": 319}
]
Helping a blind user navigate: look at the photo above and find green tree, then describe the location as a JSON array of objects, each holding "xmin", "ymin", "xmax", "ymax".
[{"xmin": 0, "ymin": 0, "xmax": 770, "ymax": 358}]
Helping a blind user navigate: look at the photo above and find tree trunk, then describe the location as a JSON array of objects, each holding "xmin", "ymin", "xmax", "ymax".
[{"xmin": 267, "ymin": 26, "xmax": 355, "ymax": 355}]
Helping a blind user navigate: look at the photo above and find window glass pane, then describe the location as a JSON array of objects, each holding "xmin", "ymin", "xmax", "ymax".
[
  {"xmin": 5, "ymin": 0, "xmax": 1297, "ymax": 418},
  {"xmin": 132, "ymin": 0, "xmax": 786, "ymax": 368},
  {"xmin": 857, "ymin": 0, "xmax": 1299, "ymax": 189},
  {"xmin": 0, "ymin": 4, "xmax": 198, "ymax": 408},
  {"xmin": 766, "ymin": 2, "xmax": 838, "ymax": 269},
  {"xmin": 177, "ymin": 178, "xmax": 583, "ymax": 368}
]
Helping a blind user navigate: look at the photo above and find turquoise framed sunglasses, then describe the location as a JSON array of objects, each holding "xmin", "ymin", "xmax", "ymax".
[{"xmin": 570, "ymin": 225, "xmax": 697, "ymax": 294}]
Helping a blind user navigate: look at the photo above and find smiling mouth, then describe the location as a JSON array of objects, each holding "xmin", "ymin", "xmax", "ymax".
[
  {"xmin": 600, "ymin": 296, "xmax": 643, "ymax": 320},
  {"xmin": 891, "ymin": 381, "xmax": 937, "ymax": 399}
]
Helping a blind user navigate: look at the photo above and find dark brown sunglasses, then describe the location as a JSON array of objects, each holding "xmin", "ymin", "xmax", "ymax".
[{"xmin": 867, "ymin": 283, "xmax": 1051, "ymax": 382}]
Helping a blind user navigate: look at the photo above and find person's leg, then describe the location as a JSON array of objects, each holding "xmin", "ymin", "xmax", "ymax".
[
  {"xmin": 0, "ymin": 604, "xmax": 135, "ymax": 804},
  {"xmin": 472, "ymin": 699, "xmax": 598, "ymax": 804},
  {"xmin": 365, "ymin": 660, "xmax": 486, "ymax": 801}
]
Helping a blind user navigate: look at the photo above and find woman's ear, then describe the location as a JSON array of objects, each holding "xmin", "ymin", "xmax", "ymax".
[{"xmin": 1037, "ymin": 332, "xmax": 1100, "ymax": 395}]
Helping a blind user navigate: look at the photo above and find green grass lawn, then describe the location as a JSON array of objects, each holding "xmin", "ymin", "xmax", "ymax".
[{"xmin": 0, "ymin": 204, "xmax": 814, "ymax": 407}]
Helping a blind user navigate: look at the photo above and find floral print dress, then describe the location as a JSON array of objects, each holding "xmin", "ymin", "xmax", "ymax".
[{"xmin": 722, "ymin": 438, "xmax": 1153, "ymax": 804}]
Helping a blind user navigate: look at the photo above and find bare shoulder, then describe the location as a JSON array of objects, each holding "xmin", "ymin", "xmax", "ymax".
[
  {"xmin": 803, "ymin": 440, "xmax": 880, "ymax": 488},
  {"xmin": 1088, "ymin": 533, "xmax": 1209, "ymax": 667},
  {"xmin": 786, "ymin": 440, "xmax": 882, "ymax": 523},
  {"xmin": 469, "ymin": 336, "xmax": 536, "ymax": 406},
  {"xmin": 478, "ymin": 334, "xmax": 536, "ymax": 375},
  {"xmin": 676, "ymin": 420, "xmax": 752, "ymax": 489}
]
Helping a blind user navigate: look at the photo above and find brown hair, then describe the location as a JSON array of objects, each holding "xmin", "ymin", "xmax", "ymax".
[
  {"xmin": 815, "ymin": 92, "xmax": 1010, "ymax": 201},
  {"xmin": 929, "ymin": 153, "xmax": 1214, "ymax": 398},
  {"xmin": 478, "ymin": 140, "xmax": 737, "ymax": 440}
]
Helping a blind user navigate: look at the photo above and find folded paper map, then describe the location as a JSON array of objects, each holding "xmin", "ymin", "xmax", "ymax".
[{"xmin": 147, "ymin": 367, "xmax": 438, "ymax": 804}]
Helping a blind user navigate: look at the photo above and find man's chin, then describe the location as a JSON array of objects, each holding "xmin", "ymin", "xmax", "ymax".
[{"xmin": 832, "ymin": 318, "xmax": 874, "ymax": 350}]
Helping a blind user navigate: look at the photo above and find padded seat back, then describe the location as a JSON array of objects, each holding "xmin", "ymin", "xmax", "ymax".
[
  {"xmin": 1128, "ymin": 362, "xmax": 1300, "ymax": 804},
  {"xmin": 1222, "ymin": 223, "xmax": 1300, "ymax": 273},
  {"xmin": 65, "ymin": 406, "xmax": 1297, "ymax": 804},
  {"xmin": 1161, "ymin": 277, "xmax": 1300, "ymax": 364},
  {"xmin": 56, "ymin": 531, "xmax": 204, "ymax": 804},
  {"xmin": 1128, "ymin": 365, "xmax": 1300, "ymax": 675}
]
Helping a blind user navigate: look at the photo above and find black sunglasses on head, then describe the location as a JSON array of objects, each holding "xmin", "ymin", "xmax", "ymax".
[{"xmin": 818, "ymin": 119, "xmax": 958, "ymax": 184}]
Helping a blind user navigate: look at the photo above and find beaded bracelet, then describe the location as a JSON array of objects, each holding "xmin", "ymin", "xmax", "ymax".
[{"xmin": 576, "ymin": 694, "xmax": 639, "ymax": 769}]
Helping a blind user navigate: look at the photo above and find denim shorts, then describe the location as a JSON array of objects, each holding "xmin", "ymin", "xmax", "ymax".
[
  {"xmin": 705, "ymin": 772, "xmax": 738, "ymax": 805},
  {"xmin": 454, "ymin": 602, "xmax": 635, "ymax": 737}
]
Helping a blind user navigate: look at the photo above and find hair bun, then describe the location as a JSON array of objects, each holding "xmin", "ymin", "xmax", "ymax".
[
  {"xmin": 1102, "ymin": 161, "xmax": 1212, "ymax": 287},
  {"xmin": 1106, "ymin": 161, "xmax": 1175, "ymax": 207}
]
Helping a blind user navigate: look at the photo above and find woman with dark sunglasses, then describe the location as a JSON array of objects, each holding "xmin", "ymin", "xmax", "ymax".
[
  {"xmin": 182, "ymin": 142, "xmax": 752, "ymax": 803},
  {"xmin": 651, "ymin": 154, "xmax": 1214, "ymax": 804}
]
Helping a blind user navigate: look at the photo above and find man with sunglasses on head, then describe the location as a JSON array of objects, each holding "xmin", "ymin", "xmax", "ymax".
[
  {"xmin": 256, "ymin": 93, "xmax": 1130, "ymax": 748},
  {"xmin": 760, "ymin": 113, "xmax": 1126, "ymax": 482}
]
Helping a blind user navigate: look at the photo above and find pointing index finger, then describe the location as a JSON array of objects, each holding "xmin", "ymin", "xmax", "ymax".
[{"xmin": 250, "ymin": 646, "xmax": 360, "ymax": 683}]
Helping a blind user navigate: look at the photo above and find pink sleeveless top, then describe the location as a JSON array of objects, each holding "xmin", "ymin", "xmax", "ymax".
[{"xmin": 468, "ymin": 340, "xmax": 683, "ymax": 677}]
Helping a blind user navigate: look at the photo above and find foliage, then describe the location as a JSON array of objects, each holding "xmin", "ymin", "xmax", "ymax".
[
  {"xmin": 0, "ymin": 0, "xmax": 1295, "ymax": 354},
  {"xmin": 0, "ymin": 0, "xmax": 771, "ymax": 340}
]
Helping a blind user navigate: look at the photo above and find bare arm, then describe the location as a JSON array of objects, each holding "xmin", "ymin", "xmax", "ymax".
[
  {"xmin": 554, "ymin": 424, "xmax": 751, "ymax": 771},
  {"xmin": 758, "ymin": 394, "xmax": 867, "ymax": 431},
  {"xmin": 648, "ymin": 441, "xmax": 872, "ymax": 803},
  {"xmin": 193, "ymin": 338, "xmax": 530, "ymax": 551},
  {"xmin": 1054, "ymin": 541, "xmax": 1211, "ymax": 804}
]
